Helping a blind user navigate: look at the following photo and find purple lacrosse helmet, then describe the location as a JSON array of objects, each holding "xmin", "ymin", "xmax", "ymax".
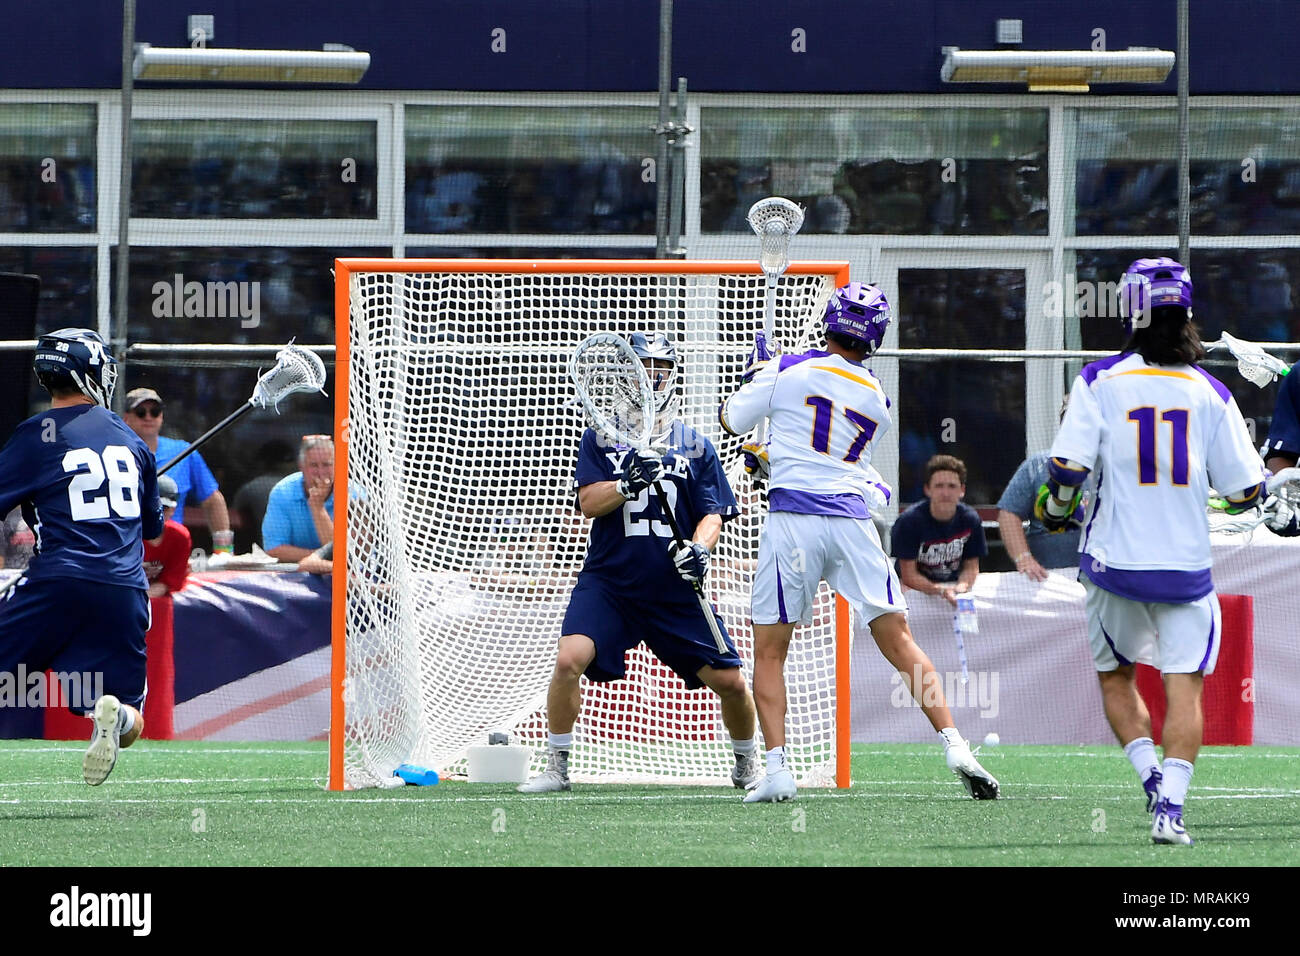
[
  {"xmin": 823, "ymin": 282, "xmax": 891, "ymax": 355},
  {"xmin": 1119, "ymin": 257, "xmax": 1193, "ymax": 334}
]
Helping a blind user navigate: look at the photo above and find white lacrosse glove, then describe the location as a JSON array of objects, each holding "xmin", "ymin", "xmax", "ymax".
[
  {"xmin": 1264, "ymin": 494, "xmax": 1300, "ymax": 537},
  {"xmin": 616, "ymin": 448, "xmax": 664, "ymax": 500},
  {"xmin": 667, "ymin": 541, "xmax": 711, "ymax": 584}
]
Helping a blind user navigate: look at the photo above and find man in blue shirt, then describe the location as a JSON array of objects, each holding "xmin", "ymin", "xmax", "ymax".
[
  {"xmin": 123, "ymin": 387, "xmax": 233, "ymax": 554},
  {"xmin": 890, "ymin": 454, "xmax": 987, "ymax": 606},
  {"xmin": 0, "ymin": 329, "xmax": 162, "ymax": 785},
  {"xmin": 518, "ymin": 333, "xmax": 760, "ymax": 794},
  {"xmin": 262, "ymin": 434, "xmax": 335, "ymax": 561}
]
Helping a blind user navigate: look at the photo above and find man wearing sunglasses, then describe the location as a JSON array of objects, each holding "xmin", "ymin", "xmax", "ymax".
[{"xmin": 123, "ymin": 388, "xmax": 233, "ymax": 555}]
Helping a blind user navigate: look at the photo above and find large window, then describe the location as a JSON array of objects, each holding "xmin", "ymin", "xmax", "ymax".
[
  {"xmin": 132, "ymin": 119, "xmax": 378, "ymax": 219},
  {"xmin": 1075, "ymin": 108, "xmax": 1300, "ymax": 236},
  {"xmin": 405, "ymin": 107, "xmax": 656, "ymax": 235},
  {"xmin": 700, "ymin": 107, "xmax": 1048, "ymax": 235},
  {"xmin": 0, "ymin": 104, "xmax": 96, "ymax": 232}
]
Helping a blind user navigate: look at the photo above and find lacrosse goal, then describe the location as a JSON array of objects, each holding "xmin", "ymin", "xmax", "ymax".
[{"xmin": 330, "ymin": 258, "xmax": 851, "ymax": 790}]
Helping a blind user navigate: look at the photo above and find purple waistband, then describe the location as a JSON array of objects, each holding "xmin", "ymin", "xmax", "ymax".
[
  {"xmin": 770, "ymin": 488, "xmax": 869, "ymax": 519},
  {"xmin": 1080, "ymin": 554, "xmax": 1213, "ymax": 603}
]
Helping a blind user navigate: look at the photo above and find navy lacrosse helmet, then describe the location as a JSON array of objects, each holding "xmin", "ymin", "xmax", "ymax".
[
  {"xmin": 1119, "ymin": 257, "xmax": 1193, "ymax": 335},
  {"xmin": 33, "ymin": 328, "xmax": 118, "ymax": 408},
  {"xmin": 628, "ymin": 331, "xmax": 678, "ymax": 415},
  {"xmin": 823, "ymin": 282, "xmax": 891, "ymax": 356}
]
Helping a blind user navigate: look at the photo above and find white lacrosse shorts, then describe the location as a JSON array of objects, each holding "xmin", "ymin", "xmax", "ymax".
[
  {"xmin": 751, "ymin": 511, "xmax": 907, "ymax": 626},
  {"xmin": 1083, "ymin": 576, "xmax": 1223, "ymax": 675}
]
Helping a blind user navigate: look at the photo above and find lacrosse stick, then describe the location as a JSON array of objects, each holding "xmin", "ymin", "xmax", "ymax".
[
  {"xmin": 1205, "ymin": 332, "xmax": 1292, "ymax": 389},
  {"xmin": 1208, "ymin": 467, "xmax": 1300, "ymax": 533},
  {"xmin": 746, "ymin": 198, "xmax": 805, "ymax": 451},
  {"xmin": 569, "ymin": 332, "xmax": 728, "ymax": 654},
  {"xmin": 159, "ymin": 340, "xmax": 327, "ymax": 477}
]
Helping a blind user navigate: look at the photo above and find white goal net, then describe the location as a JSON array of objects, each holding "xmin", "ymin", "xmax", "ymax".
[{"xmin": 332, "ymin": 259, "xmax": 849, "ymax": 789}]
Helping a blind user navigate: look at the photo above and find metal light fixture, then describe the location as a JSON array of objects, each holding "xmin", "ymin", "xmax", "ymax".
[
  {"xmin": 133, "ymin": 44, "xmax": 370, "ymax": 83},
  {"xmin": 941, "ymin": 48, "xmax": 1174, "ymax": 93}
]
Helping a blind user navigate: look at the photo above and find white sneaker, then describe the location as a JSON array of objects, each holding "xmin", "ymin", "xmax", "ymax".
[
  {"xmin": 945, "ymin": 740, "xmax": 1000, "ymax": 800},
  {"xmin": 731, "ymin": 751, "xmax": 762, "ymax": 790},
  {"xmin": 1151, "ymin": 800, "xmax": 1194, "ymax": 846},
  {"xmin": 83, "ymin": 695, "xmax": 122, "ymax": 787},
  {"xmin": 517, "ymin": 749, "xmax": 571, "ymax": 793},
  {"xmin": 743, "ymin": 768, "xmax": 797, "ymax": 803}
]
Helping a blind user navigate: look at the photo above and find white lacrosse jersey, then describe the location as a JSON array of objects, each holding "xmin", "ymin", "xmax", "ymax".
[
  {"xmin": 721, "ymin": 349, "xmax": 891, "ymax": 518},
  {"xmin": 1051, "ymin": 352, "xmax": 1265, "ymax": 602}
]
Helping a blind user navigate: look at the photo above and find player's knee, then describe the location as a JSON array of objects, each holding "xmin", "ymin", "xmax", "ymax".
[
  {"xmin": 555, "ymin": 634, "xmax": 595, "ymax": 678},
  {"xmin": 706, "ymin": 667, "xmax": 748, "ymax": 700}
]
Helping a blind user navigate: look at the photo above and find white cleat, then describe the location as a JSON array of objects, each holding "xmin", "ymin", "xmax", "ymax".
[
  {"xmin": 945, "ymin": 741, "xmax": 1000, "ymax": 800},
  {"xmin": 743, "ymin": 768, "xmax": 797, "ymax": 803},
  {"xmin": 83, "ymin": 695, "xmax": 122, "ymax": 787},
  {"xmin": 731, "ymin": 751, "xmax": 762, "ymax": 791},
  {"xmin": 517, "ymin": 749, "xmax": 571, "ymax": 793},
  {"xmin": 1151, "ymin": 800, "xmax": 1195, "ymax": 846}
]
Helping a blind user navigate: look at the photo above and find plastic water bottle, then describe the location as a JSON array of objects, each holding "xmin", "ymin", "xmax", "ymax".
[
  {"xmin": 394, "ymin": 763, "xmax": 440, "ymax": 786},
  {"xmin": 955, "ymin": 595, "xmax": 979, "ymax": 634}
]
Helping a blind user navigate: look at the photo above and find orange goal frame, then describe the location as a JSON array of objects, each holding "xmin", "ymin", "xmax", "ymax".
[{"xmin": 330, "ymin": 258, "xmax": 853, "ymax": 791}]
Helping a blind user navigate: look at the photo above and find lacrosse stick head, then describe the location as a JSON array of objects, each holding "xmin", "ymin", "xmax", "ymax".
[
  {"xmin": 569, "ymin": 333, "xmax": 655, "ymax": 451},
  {"xmin": 1267, "ymin": 466, "xmax": 1300, "ymax": 506},
  {"xmin": 823, "ymin": 282, "xmax": 891, "ymax": 356},
  {"xmin": 1119, "ymin": 257, "xmax": 1192, "ymax": 334},
  {"xmin": 747, "ymin": 197, "xmax": 804, "ymax": 280},
  {"xmin": 251, "ymin": 340, "xmax": 328, "ymax": 411},
  {"xmin": 1208, "ymin": 331, "xmax": 1291, "ymax": 388}
]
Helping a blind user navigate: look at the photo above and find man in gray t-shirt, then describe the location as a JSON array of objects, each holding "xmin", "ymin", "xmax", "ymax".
[{"xmin": 996, "ymin": 451, "xmax": 1092, "ymax": 578}]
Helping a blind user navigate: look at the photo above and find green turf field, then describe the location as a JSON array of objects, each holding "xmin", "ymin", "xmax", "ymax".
[{"xmin": 2, "ymin": 741, "xmax": 1297, "ymax": 866}]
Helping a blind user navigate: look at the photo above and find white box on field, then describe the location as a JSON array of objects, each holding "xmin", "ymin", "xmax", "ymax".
[{"xmin": 466, "ymin": 745, "xmax": 531, "ymax": 783}]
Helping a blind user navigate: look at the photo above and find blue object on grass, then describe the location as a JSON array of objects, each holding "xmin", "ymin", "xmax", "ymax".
[{"xmin": 394, "ymin": 763, "xmax": 439, "ymax": 786}]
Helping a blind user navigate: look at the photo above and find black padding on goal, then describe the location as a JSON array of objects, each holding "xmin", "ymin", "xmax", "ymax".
[{"xmin": 0, "ymin": 272, "xmax": 40, "ymax": 442}]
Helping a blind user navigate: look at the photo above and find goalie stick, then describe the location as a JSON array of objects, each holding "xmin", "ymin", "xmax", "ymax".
[
  {"xmin": 1204, "ymin": 331, "xmax": 1293, "ymax": 389},
  {"xmin": 569, "ymin": 332, "xmax": 728, "ymax": 654}
]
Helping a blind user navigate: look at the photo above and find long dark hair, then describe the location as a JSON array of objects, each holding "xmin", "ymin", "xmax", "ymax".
[{"xmin": 1122, "ymin": 306, "xmax": 1206, "ymax": 366}]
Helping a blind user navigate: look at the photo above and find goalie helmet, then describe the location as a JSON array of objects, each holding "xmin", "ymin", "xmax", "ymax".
[
  {"xmin": 33, "ymin": 327, "xmax": 118, "ymax": 408},
  {"xmin": 628, "ymin": 331, "xmax": 680, "ymax": 429},
  {"xmin": 1119, "ymin": 257, "xmax": 1193, "ymax": 335},
  {"xmin": 823, "ymin": 282, "xmax": 891, "ymax": 356}
]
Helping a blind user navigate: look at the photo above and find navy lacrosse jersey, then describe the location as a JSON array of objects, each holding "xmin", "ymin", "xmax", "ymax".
[
  {"xmin": 574, "ymin": 422, "xmax": 738, "ymax": 597},
  {"xmin": 1266, "ymin": 360, "xmax": 1300, "ymax": 463},
  {"xmin": 890, "ymin": 501, "xmax": 987, "ymax": 583},
  {"xmin": 0, "ymin": 405, "xmax": 163, "ymax": 589}
]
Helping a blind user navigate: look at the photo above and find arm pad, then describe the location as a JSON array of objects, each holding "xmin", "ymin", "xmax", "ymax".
[{"xmin": 1223, "ymin": 481, "xmax": 1265, "ymax": 515}]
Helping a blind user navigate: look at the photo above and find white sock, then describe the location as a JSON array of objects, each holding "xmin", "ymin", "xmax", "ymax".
[
  {"xmin": 765, "ymin": 746, "xmax": 787, "ymax": 774},
  {"xmin": 1123, "ymin": 737, "xmax": 1160, "ymax": 783},
  {"xmin": 118, "ymin": 706, "xmax": 135, "ymax": 735},
  {"xmin": 1161, "ymin": 757, "xmax": 1194, "ymax": 807},
  {"xmin": 548, "ymin": 732, "xmax": 573, "ymax": 752},
  {"xmin": 731, "ymin": 737, "xmax": 757, "ymax": 756},
  {"xmin": 938, "ymin": 727, "xmax": 964, "ymax": 750}
]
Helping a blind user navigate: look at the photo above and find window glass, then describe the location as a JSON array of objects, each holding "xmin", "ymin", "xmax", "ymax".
[
  {"xmin": 701, "ymin": 107, "xmax": 1047, "ymax": 235},
  {"xmin": 0, "ymin": 104, "xmax": 96, "ymax": 231},
  {"xmin": 132, "ymin": 120, "xmax": 377, "ymax": 218},
  {"xmin": 1075, "ymin": 109, "xmax": 1300, "ymax": 235},
  {"xmin": 406, "ymin": 107, "xmax": 656, "ymax": 234}
]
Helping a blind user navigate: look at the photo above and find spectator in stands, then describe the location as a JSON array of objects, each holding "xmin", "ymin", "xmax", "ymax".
[
  {"xmin": 890, "ymin": 454, "xmax": 986, "ymax": 606},
  {"xmin": 997, "ymin": 397, "xmax": 1093, "ymax": 580},
  {"xmin": 231, "ymin": 439, "xmax": 298, "ymax": 552},
  {"xmin": 143, "ymin": 476, "xmax": 192, "ymax": 598},
  {"xmin": 0, "ymin": 506, "xmax": 35, "ymax": 570},
  {"xmin": 123, "ymin": 387, "xmax": 233, "ymax": 555},
  {"xmin": 263, "ymin": 435, "xmax": 334, "ymax": 562}
]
